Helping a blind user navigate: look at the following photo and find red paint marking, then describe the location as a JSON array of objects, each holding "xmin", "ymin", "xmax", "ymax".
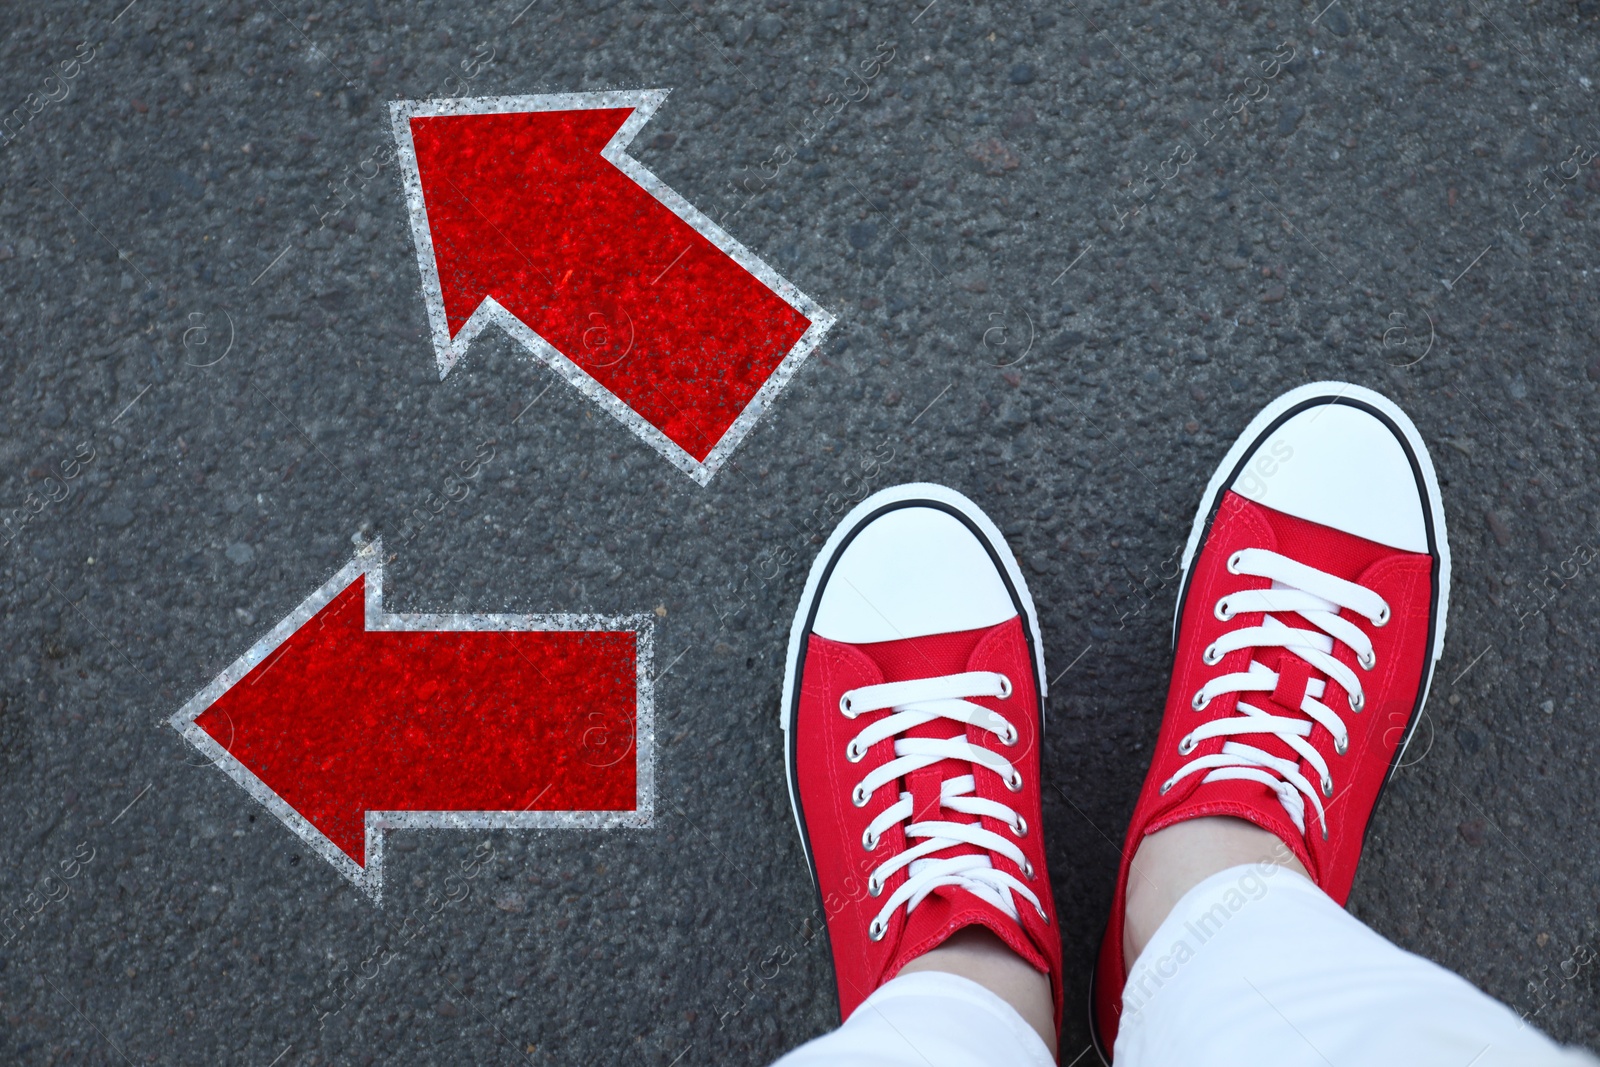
[
  {"xmin": 194, "ymin": 577, "xmax": 634, "ymax": 866},
  {"xmin": 170, "ymin": 545, "xmax": 650, "ymax": 897},
  {"xmin": 406, "ymin": 103, "xmax": 815, "ymax": 462}
]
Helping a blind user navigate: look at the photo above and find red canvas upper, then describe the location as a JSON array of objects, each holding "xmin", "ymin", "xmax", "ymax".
[
  {"xmin": 792, "ymin": 616, "xmax": 1063, "ymax": 1030},
  {"xmin": 1093, "ymin": 491, "xmax": 1436, "ymax": 1055}
]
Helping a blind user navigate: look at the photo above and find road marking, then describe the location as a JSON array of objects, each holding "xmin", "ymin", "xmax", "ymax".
[
  {"xmin": 390, "ymin": 92, "xmax": 834, "ymax": 485},
  {"xmin": 169, "ymin": 540, "xmax": 655, "ymax": 902},
  {"xmin": 649, "ymin": 244, "xmax": 692, "ymax": 286}
]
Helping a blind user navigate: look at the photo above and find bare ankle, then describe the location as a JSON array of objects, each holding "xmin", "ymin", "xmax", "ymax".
[
  {"xmin": 899, "ymin": 926, "xmax": 1058, "ymax": 1058},
  {"xmin": 1122, "ymin": 816, "xmax": 1309, "ymax": 972}
]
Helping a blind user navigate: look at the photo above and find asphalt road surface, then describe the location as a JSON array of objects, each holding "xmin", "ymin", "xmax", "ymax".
[{"xmin": 3, "ymin": 1, "xmax": 1599, "ymax": 1064}]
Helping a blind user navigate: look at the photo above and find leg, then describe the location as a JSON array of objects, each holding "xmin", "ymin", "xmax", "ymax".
[
  {"xmin": 900, "ymin": 927, "xmax": 1056, "ymax": 1056},
  {"xmin": 1092, "ymin": 383, "xmax": 1592, "ymax": 1064},
  {"xmin": 1116, "ymin": 859, "xmax": 1595, "ymax": 1067},
  {"xmin": 773, "ymin": 970, "xmax": 1054, "ymax": 1067},
  {"xmin": 1123, "ymin": 815, "xmax": 1306, "ymax": 968}
]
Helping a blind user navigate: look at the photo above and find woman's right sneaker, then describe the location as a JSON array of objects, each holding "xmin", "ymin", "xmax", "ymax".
[
  {"xmin": 1091, "ymin": 381, "xmax": 1452, "ymax": 1061},
  {"xmin": 782, "ymin": 483, "xmax": 1064, "ymax": 1038}
]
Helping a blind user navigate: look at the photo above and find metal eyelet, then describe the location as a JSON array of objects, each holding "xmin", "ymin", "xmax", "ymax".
[
  {"xmin": 1321, "ymin": 776, "xmax": 1334, "ymax": 798},
  {"xmin": 1177, "ymin": 734, "xmax": 1197, "ymax": 756},
  {"xmin": 1192, "ymin": 689, "xmax": 1211, "ymax": 711},
  {"xmin": 1359, "ymin": 650, "xmax": 1376, "ymax": 670},
  {"xmin": 840, "ymin": 694, "xmax": 857, "ymax": 718},
  {"xmin": 998, "ymin": 723, "xmax": 1018, "ymax": 746},
  {"xmin": 1373, "ymin": 605, "xmax": 1390, "ymax": 627},
  {"xmin": 1349, "ymin": 692, "xmax": 1364, "ymax": 713},
  {"xmin": 852, "ymin": 784, "xmax": 871, "ymax": 808},
  {"xmin": 1021, "ymin": 859, "xmax": 1035, "ymax": 880},
  {"xmin": 867, "ymin": 877, "xmax": 882, "ymax": 898},
  {"xmin": 1334, "ymin": 736, "xmax": 1349, "ymax": 755},
  {"xmin": 1035, "ymin": 902, "xmax": 1049, "ymax": 922},
  {"xmin": 1226, "ymin": 551, "xmax": 1245, "ymax": 574},
  {"xmin": 1159, "ymin": 778, "xmax": 1173, "ymax": 795},
  {"xmin": 1202, "ymin": 644, "xmax": 1223, "ymax": 665},
  {"xmin": 862, "ymin": 829, "xmax": 878, "ymax": 851},
  {"xmin": 868, "ymin": 918, "xmax": 887, "ymax": 942},
  {"xmin": 1012, "ymin": 815, "xmax": 1028, "ymax": 838},
  {"xmin": 846, "ymin": 740, "xmax": 866, "ymax": 764},
  {"xmin": 1004, "ymin": 770, "xmax": 1024, "ymax": 793},
  {"xmin": 996, "ymin": 674, "xmax": 1013, "ymax": 699},
  {"xmin": 1214, "ymin": 598, "xmax": 1234, "ymax": 621}
]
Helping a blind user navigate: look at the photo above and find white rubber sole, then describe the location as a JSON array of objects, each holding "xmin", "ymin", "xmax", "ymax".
[
  {"xmin": 778, "ymin": 482, "xmax": 1046, "ymax": 874},
  {"xmin": 1173, "ymin": 380, "xmax": 1452, "ymax": 774}
]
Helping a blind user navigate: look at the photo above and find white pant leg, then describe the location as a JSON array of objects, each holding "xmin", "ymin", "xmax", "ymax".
[
  {"xmin": 773, "ymin": 971, "xmax": 1055, "ymax": 1067},
  {"xmin": 1117, "ymin": 863, "xmax": 1598, "ymax": 1067}
]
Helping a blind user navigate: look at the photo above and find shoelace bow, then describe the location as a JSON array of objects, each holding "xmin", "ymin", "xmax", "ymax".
[
  {"xmin": 1162, "ymin": 547, "xmax": 1391, "ymax": 838},
  {"xmin": 839, "ymin": 670, "xmax": 1046, "ymax": 942}
]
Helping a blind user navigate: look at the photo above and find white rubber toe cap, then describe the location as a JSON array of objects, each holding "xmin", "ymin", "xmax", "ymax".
[
  {"xmin": 811, "ymin": 505, "xmax": 1018, "ymax": 644},
  {"xmin": 1228, "ymin": 400, "xmax": 1428, "ymax": 553}
]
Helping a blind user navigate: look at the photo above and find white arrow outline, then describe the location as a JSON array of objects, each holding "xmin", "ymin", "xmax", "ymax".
[
  {"xmin": 389, "ymin": 91, "xmax": 835, "ymax": 486},
  {"xmin": 168, "ymin": 540, "xmax": 654, "ymax": 903}
]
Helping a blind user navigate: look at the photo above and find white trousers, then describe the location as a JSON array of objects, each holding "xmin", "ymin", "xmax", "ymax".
[{"xmin": 774, "ymin": 865, "xmax": 1596, "ymax": 1067}]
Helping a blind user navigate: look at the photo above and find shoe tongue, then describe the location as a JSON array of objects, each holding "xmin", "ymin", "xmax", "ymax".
[
  {"xmin": 857, "ymin": 624, "xmax": 1006, "ymax": 896},
  {"xmin": 894, "ymin": 881, "xmax": 1049, "ymax": 979},
  {"xmin": 854, "ymin": 625, "xmax": 993, "ymax": 682},
  {"xmin": 1201, "ymin": 496, "xmax": 1408, "ymax": 824},
  {"xmin": 1165, "ymin": 774, "xmax": 1310, "ymax": 870},
  {"xmin": 1234, "ymin": 495, "xmax": 1401, "ymax": 722},
  {"xmin": 1250, "ymin": 644, "xmax": 1302, "ymax": 716},
  {"xmin": 857, "ymin": 622, "xmax": 1051, "ymax": 994},
  {"xmin": 1252, "ymin": 493, "xmax": 1399, "ymax": 581}
]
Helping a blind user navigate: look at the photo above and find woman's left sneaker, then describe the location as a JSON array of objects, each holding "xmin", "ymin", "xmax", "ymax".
[{"xmin": 1091, "ymin": 381, "xmax": 1452, "ymax": 1061}]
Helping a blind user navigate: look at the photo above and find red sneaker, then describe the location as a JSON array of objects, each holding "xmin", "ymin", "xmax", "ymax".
[
  {"xmin": 1090, "ymin": 382, "xmax": 1451, "ymax": 1061},
  {"xmin": 782, "ymin": 483, "xmax": 1063, "ymax": 1036}
]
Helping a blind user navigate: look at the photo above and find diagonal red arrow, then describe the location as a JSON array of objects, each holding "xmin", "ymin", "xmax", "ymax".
[
  {"xmin": 389, "ymin": 91, "xmax": 834, "ymax": 485},
  {"xmin": 168, "ymin": 541, "xmax": 653, "ymax": 901}
]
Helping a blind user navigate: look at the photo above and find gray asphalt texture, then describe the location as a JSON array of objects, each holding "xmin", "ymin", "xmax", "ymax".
[{"xmin": 3, "ymin": 0, "xmax": 1599, "ymax": 1063}]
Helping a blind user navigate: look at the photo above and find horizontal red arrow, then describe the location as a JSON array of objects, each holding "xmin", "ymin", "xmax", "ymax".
[
  {"xmin": 169, "ymin": 542, "xmax": 653, "ymax": 900},
  {"xmin": 390, "ymin": 91, "xmax": 833, "ymax": 485}
]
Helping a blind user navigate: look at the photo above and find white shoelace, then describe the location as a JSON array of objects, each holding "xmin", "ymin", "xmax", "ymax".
[
  {"xmin": 1161, "ymin": 548, "xmax": 1392, "ymax": 839},
  {"xmin": 840, "ymin": 670, "xmax": 1046, "ymax": 942}
]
